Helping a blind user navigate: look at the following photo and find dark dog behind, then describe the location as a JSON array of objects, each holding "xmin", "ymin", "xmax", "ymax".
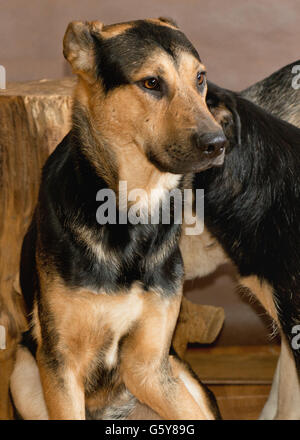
[
  {"xmin": 194, "ymin": 81, "xmax": 300, "ymax": 373},
  {"xmin": 242, "ymin": 61, "xmax": 300, "ymax": 126},
  {"xmin": 177, "ymin": 61, "xmax": 300, "ymax": 421}
]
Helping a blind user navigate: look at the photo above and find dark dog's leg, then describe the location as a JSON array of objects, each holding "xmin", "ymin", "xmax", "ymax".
[
  {"xmin": 275, "ymin": 292, "xmax": 300, "ymax": 375},
  {"xmin": 260, "ymin": 336, "xmax": 300, "ymax": 419},
  {"xmin": 120, "ymin": 291, "xmax": 220, "ymax": 420},
  {"xmin": 276, "ymin": 335, "xmax": 300, "ymax": 419},
  {"xmin": 239, "ymin": 276, "xmax": 300, "ymax": 419},
  {"xmin": 259, "ymin": 348, "xmax": 281, "ymax": 419}
]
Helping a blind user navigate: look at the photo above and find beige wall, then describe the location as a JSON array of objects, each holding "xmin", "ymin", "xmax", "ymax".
[{"xmin": 1, "ymin": 0, "xmax": 299, "ymax": 89}]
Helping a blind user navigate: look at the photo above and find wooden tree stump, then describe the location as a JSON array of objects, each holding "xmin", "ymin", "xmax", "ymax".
[{"xmin": 0, "ymin": 77, "xmax": 75, "ymax": 419}]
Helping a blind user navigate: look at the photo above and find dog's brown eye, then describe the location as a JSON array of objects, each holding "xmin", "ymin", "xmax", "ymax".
[
  {"xmin": 143, "ymin": 78, "xmax": 160, "ymax": 90},
  {"xmin": 197, "ymin": 72, "xmax": 205, "ymax": 86}
]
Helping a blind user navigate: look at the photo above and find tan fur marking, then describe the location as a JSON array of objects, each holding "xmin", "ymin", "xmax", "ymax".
[
  {"xmin": 120, "ymin": 290, "xmax": 217, "ymax": 419},
  {"xmin": 37, "ymin": 358, "xmax": 85, "ymax": 420},
  {"xmin": 69, "ymin": 223, "xmax": 121, "ymax": 274},
  {"xmin": 210, "ymin": 103, "xmax": 232, "ymax": 126},
  {"xmin": 15, "ymin": 268, "xmax": 218, "ymax": 420},
  {"xmin": 117, "ymin": 151, "xmax": 181, "ymax": 209},
  {"xmin": 178, "ymin": 53, "xmax": 206, "ymax": 81},
  {"xmin": 147, "ymin": 18, "xmax": 179, "ymax": 30},
  {"xmin": 275, "ymin": 335, "xmax": 300, "ymax": 419},
  {"xmin": 100, "ymin": 18, "xmax": 179, "ymax": 40},
  {"xmin": 63, "ymin": 22, "xmax": 101, "ymax": 78},
  {"xmin": 33, "ymin": 268, "xmax": 147, "ymax": 419},
  {"xmin": 101, "ymin": 23, "xmax": 134, "ymax": 39},
  {"xmin": 172, "ymin": 357, "xmax": 215, "ymax": 419},
  {"xmin": 240, "ymin": 275, "xmax": 279, "ymax": 324},
  {"xmin": 41, "ymin": 279, "xmax": 144, "ymax": 374}
]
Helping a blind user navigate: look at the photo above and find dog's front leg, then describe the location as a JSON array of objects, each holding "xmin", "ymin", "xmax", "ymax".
[
  {"xmin": 120, "ymin": 292, "xmax": 220, "ymax": 420},
  {"xmin": 260, "ymin": 335, "xmax": 300, "ymax": 420},
  {"xmin": 259, "ymin": 351, "xmax": 280, "ymax": 419},
  {"xmin": 37, "ymin": 347, "xmax": 85, "ymax": 420},
  {"xmin": 275, "ymin": 335, "xmax": 300, "ymax": 419}
]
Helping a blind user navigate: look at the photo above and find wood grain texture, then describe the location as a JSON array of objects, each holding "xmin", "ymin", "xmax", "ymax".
[
  {"xmin": 185, "ymin": 345, "xmax": 280, "ymax": 384},
  {"xmin": 0, "ymin": 78, "xmax": 74, "ymax": 419},
  {"xmin": 210, "ymin": 384, "xmax": 271, "ymax": 420}
]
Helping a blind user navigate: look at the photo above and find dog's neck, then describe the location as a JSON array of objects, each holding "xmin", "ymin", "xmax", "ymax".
[{"xmin": 116, "ymin": 144, "xmax": 181, "ymax": 211}]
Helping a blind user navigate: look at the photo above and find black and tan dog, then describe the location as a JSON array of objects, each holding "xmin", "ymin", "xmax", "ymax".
[
  {"xmin": 14, "ymin": 18, "xmax": 227, "ymax": 420},
  {"xmin": 9, "ymin": 28, "xmax": 300, "ymax": 419},
  {"xmin": 182, "ymin": 60, "xmax": 300, "ymax": 280},
  {"xmin": 191, "ymin": 76, "xmax": 300, "ymax": 419},
  {"xmin": 180, "ymin": 61, "xmax": 300, "ymax": 420},
  {"xmin": 202, "ymin": 80, "xmax": 300, "ymax": 363}
]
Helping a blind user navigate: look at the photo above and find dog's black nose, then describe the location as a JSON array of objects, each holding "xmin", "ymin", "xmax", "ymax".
[{"xmin": 192, "ymin": 131, "xmax": 227, "ymax": 157}]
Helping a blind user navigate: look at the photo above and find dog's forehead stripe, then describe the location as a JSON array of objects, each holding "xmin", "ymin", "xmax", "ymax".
[
  {"xmin": 93, "ymin": 21, "xmax": 200, "ymax": 92},
  {"xmin": 125, "ymin": 21, "xmax": 200, "ymax": 60}
]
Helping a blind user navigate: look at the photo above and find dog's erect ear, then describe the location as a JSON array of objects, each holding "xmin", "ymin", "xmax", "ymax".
[
  {"xmin": 158, "ymin": 17, "xmax": 179, "ymax": 28},
  {"xmin": 206, "ymin": 81, "xmax": 241, "ymax": 148},
  {"xmin": 63, "ymin": 21, "xmax": 104, "ymax": 77}
]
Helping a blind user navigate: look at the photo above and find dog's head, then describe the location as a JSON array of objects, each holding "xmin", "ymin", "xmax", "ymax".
[
  {"xmin": 206, "ymin": 81, "xmax": 242, "ymax": 151},
  {"xmin": 63, "ymin": 18, "xmax": 227, "ymax": 174}
]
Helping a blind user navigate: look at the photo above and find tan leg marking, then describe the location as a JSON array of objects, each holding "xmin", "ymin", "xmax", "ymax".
[
  {"xmin": 261, "ymin": 336, "xmax": 300, "ymax": 420},
  {"xmin": 33, "ymin": 272, "xmax": 145, "ymax": 420},
  {"xmin": 241, "ymin": 278, "xmax": 300, "ymax": 419},
  {"xmin": 275, "ymin": 335, "xmax": 300, "ymax": 419},
  {"xmin": 37, "ymin": 353, "xmax": 85, "ymax": 420},
  {"xmin": 239, "ymin": 275, "xmax": 279, "ymax": 324},
  {"xmin": 120, "ymin": 292, "xmax": 217, "ymax": 420},
  {"xmin": 259, "ymin": 351, "xmax": 281, "ymax": 419}
]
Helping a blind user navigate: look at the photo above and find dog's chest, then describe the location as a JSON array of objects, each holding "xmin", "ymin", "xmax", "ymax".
[
  {"xmin": 95, "ymin": 289, "xmax": 144, "ymax": 369},
  {"xmin": 49, "ymin": 284, "xmax": 144, "ymax": 374}
]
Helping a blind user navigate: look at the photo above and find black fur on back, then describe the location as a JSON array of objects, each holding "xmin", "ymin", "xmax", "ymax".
[{"xmin": 242, "ymin": 60, "xmax": 300, "ymax": 124}]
